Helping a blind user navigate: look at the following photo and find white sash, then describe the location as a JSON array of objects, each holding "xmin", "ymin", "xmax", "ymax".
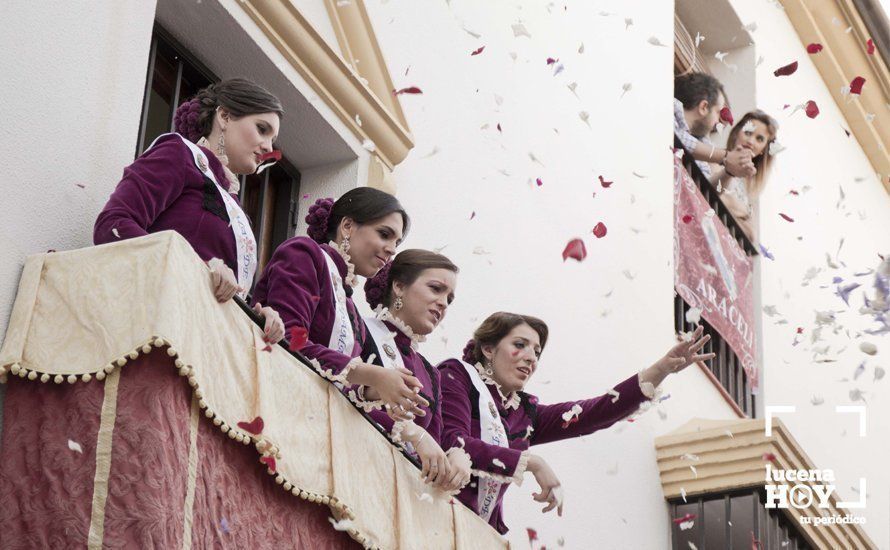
[
  {"xmin": 460, "ymin": 360, "xmax": 509, "ymax": 522},
  {"xmin": 147, "ymin": 133, "xmax": 257, "ymax": 295},
  {"xmin": 322, "ymin": 250, "xmax": 356, "ymax": 355},
  {"xmin": 364, "ymin": 317, "xmax": 406, "ymax": 372}
]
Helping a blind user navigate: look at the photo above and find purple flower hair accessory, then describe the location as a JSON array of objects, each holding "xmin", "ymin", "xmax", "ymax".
[
  {"xmin": 364, "ymin": 261, "xmax": 393, "ymax": 309},
  {"xmin": 305, "ymin": 197, "xmax": 335, "ymax": 244},
  {"xmin": 173, "ymin": 98, "xmax": 204, "ymax": 143},
  {"xmin": 462, "ymin": 339, "xmax": 477, "ymax": 364}
]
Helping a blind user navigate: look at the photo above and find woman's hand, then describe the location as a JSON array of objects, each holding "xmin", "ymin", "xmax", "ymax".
[
  {"xmin": 207, "ymin": 258, "xmax": 243, "ymax": 302},
  {"xmin": 640, "ymin": 325, "xmax": 716, "ymax": 390},
  {"xmin": 407, "ymin": 427, "xmax": 449, "ymax": 486},
  {"xmin": 252, "ymin": 302, "xmax": 285, "ymax": 343},
  {"xmin": 349, "ymin": 366, "xmax": 429, "ymax": 420},
  {"xmin": 441, "ymin": 448, "xmax": 472, "ymax": 492},
  {"xmin": 528, "ymin": 454, "xmax": 563, "ymax": 516}
]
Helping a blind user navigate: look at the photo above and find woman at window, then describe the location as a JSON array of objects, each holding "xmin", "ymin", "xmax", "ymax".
[
  {"xmin": 359, "ymin": 249, "xmax": 471, "ymax": 492},
  {"xmin": 252, "ymin": 189, "xmax": 428, "ymax": 416},
  {"xmin": 709, "ymin": 110, "xmax": 779, "ymax": 241},
  {"xmin": 439, "ymin": 313, "xmax": 713, "ymax": 534},
  {"xmin": 93, "ymin": 78, "xmax": 285, "ymax": 342}
]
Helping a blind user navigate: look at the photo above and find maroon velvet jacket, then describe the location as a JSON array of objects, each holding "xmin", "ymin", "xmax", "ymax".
[
  {"xmin": 438, "ymin": 358, "xmax": 652, "ymax": 534},
  {"xmin": 360, "ymin": 321, "xmax": 442, "ymax": 444},
  {"xmin": 251, "ymin": 237, "xmax": 365, "ymax": 379},
  {"xmin": 93, "ymin": 133, "xmax": 240, "ymax": 273}
]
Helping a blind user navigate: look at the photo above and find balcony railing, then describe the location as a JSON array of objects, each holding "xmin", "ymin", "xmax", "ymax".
[
  {"xmin": 674, "ymin": 136, "xmax": 756, "ymax": 418},
  {"xmin": 0, "ymin": 231, "xmax": 504, "ymax": 549}
]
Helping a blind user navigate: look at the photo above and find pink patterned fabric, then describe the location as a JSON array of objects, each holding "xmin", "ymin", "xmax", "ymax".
[{"xmin": 0, "ymin": 349, "xmax": 357, "ymax": 549}]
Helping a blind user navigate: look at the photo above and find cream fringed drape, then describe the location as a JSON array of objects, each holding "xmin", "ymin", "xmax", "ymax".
[{"xmin": 0, "ymin": 231, "xmax": 505, "ymax": 550}]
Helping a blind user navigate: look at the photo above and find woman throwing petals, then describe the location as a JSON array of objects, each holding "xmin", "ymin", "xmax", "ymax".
[
  {"xmin": 359, "ymin": 250, "xmax": 471, "ymax": 492},
  {"xmin": 439, "ymin": 313, "xmax": 713, "ymax": 534}
]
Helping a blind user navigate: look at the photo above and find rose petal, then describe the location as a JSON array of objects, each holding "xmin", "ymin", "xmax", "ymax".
[
  {"xmin": 470, "ymin": 46, "xmax": 485, "ymax": 56},
  {"xmin": 535, "ymin": 177, "xmax": 543, "ymax": 187},
  {"xmin": 546, "ymin": 57, "xmax": 558, "ymax": 65},
  {"xmin": 237, "ymin": 416, "xmax": 265, "ymax": 435},
  {"xmin": 259, "ymin": 455, "xmax": 277, "ymax": 473},
  {"xmin": 592, "ymin": 222, "xmax": 607, "ymax": 238},
  {"xmin": 805, "ymin": 100, "xmax": 819, "ymax": 118},
  {"xmin": 527, "ymin": 528, "xmax": 538, "ymax": 542},
  {"xmin": 682, "ymin": 214, "xmax": 694, "ymax": 224},
  {"xmin": 599, "ymin": 175, "xmax": 613, "ymax": 188},
  {"xmin": 773, "ymin": 61, "xmax": 798, "ymax": 77},
  {"xmin": 762, "ymin": 452, "xmax": 777, "ymax": 463},
  {"xmin": 866, "ymin": 38, "xmax": 875, "ymax": 55},
  {"xmin": 779, "ymin": 213, "xmax": 795, "ymax": 222},
  {"xmin": 289, "ymin": 326, "xmax": 309, "ymax": 351},
  {"xmin": 719, "ymin": 106, "xmax": 734, "ymax": 125},
  {"xmin": 562, "ymin": 238, "xmax": 587, "ymax": 261},
  {"xmin": 806, "ymin": 43, "xmax": 823, "ymax": 53},
  {"xmin": 393, "ymin": 86, "xmax": 423, "ymax": 95},
  {"xmin": 849, "ymin": 76, "xmax": 866, "ymax": 95},
  {"xmin": 673, "ymin": 513, "xmax": 697, "ymax": 524},
  {"xmin": 258, "ymin": 150, "xmax": 282, "ymax": 162}
]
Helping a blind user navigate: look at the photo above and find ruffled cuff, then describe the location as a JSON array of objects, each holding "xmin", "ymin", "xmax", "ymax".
[
  {"xmin": 470, "ymin": 450, "xmax": 529, "ymax": 486},
  {"xmin": 637, "ymin": 370, "xmax": 663, "ymax": 401},
  {"xmin": 445, "ymin": 445, "xmax": 472, "ymax": 466},
  {"xmin": 353, "ymin": 384, "xmax": 385, "ymax": 412},
  {"xmin": 308, "ymin": 356, "xmax": 361, "ymax": 385}
]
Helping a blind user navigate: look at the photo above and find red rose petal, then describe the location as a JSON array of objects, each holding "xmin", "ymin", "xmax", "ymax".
[
  {"xmin": 806, "ymin": 43, "xmax": 823, "ymax": 54},
  {"xmin": 804, "ymin": 100, "xmax": 819, "ymax": 119},
  {"xmin": 259, "ymin": 455, "xmax": 277, "ymax": 473},
  {"xmin": 796, "ymin": 327, "xmax": 804, "ymax": 334},
  {"xmin": 762, "ymin": 452, "xmax": 777, "ymax": 463},
  {"xmin": 592, "ymin": 222, "xmax": 607, "ymax": 238},
  {"xmin": 469, "ymin": 211, "xmax": 476, "ymax": 220},
  {"xmin": 258, "ymin": 150, "xmax": 281, "ymax": 162},
  {"xmin": 496, "ymin": 123, "xmax": 502, "ymax": 132},
  {"xmin": 535, "ymin": 177, "xmax": 543, "ymax": 187},
  {"xmin": 546, "ymin": 57, "xmax": 558, "ymax": 65},
  {"xmin": 527, "ymin": 528, "xmax": 538, "ymax": 542},
  {"xmin": 719, "ymin": 106, "xmax": 734, "ymax": 125},
  {"xmin": 682, "ymin": 214, "xmax": 694, "ymax": 224},
  {"xmin": 289, "ymin": 326, "xmax": 309, "ymax": 351},
  {"xmin": 393, "ymin": 86, "xmax": 423, "ymax": 95},
  {"xmin": 261, "ymin": 343, "xmax": 272, "ymax": 353},
  {"xmin": 237, "ymin": 416, "xmax": 264, "ymax": 435},
  {"xmin": 779, "ymin": 213, "xmax": 795, "ymax": 222},
  {"xmin": 789, "ymin": 190, "xmax": 799, "ymax": 196},
  {"xmin": 562, "ymin": 238, "xmax": 587, "ymax": 262},
  {"xmin": 598, "ymin": 175, "xmax": 613, "ymax": 188},
  {"xmin": 773, "ymin": 61, "xmax": 798, "ymax": 77},
  {"xmin": 866, "ymin": 38, "xmax": 875, "ymax": 55},
  {"xmin": 673, "ymin": 513, "xmax": 697, "ymax": 525},
  {"xmin": 849, "ymin": 76, "xmax": 865, "ymax": 95},
  {"xmin": 470, "ymin": 46, "xmax": 485, "ymax": 56}
]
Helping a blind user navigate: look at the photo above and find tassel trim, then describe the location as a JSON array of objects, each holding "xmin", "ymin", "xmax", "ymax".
[{"xmin": 0, "ymin": 337, "xmax": 398, "ymax": 550}]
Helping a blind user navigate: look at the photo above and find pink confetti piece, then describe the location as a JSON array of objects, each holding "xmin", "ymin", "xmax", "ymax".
[
  {"xmin": 562, "ymin": 239, "xmax": 586, "ymax": 262},
  {"xmin": 592, "ymin": 222, "xmax": 607, "ymax": 238},
  {"xmin": 237, "ymin": 416, "xmax": 264, "ymax": 435},
  {"xmin": 806, "ymin": 43, "xmax": 823, "ymax": 53},
  {"xmin": 393, "ymin": 86, "xmax": 423, "ymax": 95},
  {"xmin": 535, "ymin": 177, "xmax": 543, "ymax": 187}
]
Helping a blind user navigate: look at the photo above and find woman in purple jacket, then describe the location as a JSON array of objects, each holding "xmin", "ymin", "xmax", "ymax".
[
  {"xmin": 439, "ymin": 313, "xmax": 713, "ymax": 534},
  {"xmin": 252, "ymin": 189, "xmax": 429, "ymax": 416},
  {"xmin": 359, "ymin": 249, "xmax": 471, "ymax": 491},
  {"xmin": 93, "ymin": 78, "xmax": 284, "ymax": 341}
]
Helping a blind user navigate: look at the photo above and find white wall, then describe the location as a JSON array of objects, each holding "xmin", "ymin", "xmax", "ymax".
[
  {"xmin": 366, "ymin": 1, "xmax": 740, "ymax": 547},
  {"xmin": 727, "ymin": 1, "xmax": 890, "ymax": 547}
]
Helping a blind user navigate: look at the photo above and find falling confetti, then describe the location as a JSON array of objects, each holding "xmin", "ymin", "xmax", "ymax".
[
  {"xmin": 527, "ymin": 528, "xmax": 538, "ymax": 542},
  {"xmin": 68, "ymin": 440, "xmax": 83, "ymax": 454},
  {"xmin": 492, "ymin": 458, "xmax": 506, "ymax": 469},
  {"xmin": 599, "ymin": 175, "xmax": 613, "ymax": 188},
  {"xmin": 685, "ymin": 307, "xmax": 702, "ymax": 325},
  {"xmin": 607, "ymin": 389, "xmax": 620, "ymax": 403},
  {"xmin": 866, "ymin": 38, "xmax": 875, "ymax": 55},
  {"xmin": 759, "ymin": 244, "xmax": 774, "ymax": 260},
  {"xmin": 561, "ymin": 404, "xmax": 583, "ymax": 427},
  {"xmin": 470, "ymin": 46, "xmax": 485, "ymax": 56},
  {"xmin": 592, "ymin": 222, "xmax": 608, "ymax": 238},
  {"xmin": 621, "ymin": 82, "xmax": 632, "ymax": 98},
  {"xmin": 362, "ymin": 139, "xmax": 376, "ymax": 152},
  {"xmin": 260, "ymin": 455, "xmax": 277, "ymax": 473},
  {"xmin": 719, "ymin": 107, "xmax": 734, "ymax": 125},
  {"xmin": 806, "ymin": 43, "xmax": 823, "ymax": 53},
  {"xmin": 778, "ymin": 213, "xmax": 795, "ymax": 223},
  {"xmin": 393, "ymin": 86, "xmax": 423, "ymax": 95},
  {"xmin": 329, "ymin": 517, "xmax": 354, "ymax": 531},
  {"xmin": 237, "ymin": 416, "xmax": 265, "ymax": 435},
  {"xmin": 849, "ymin": 76, "xmax": 865, "ymax": 95},
  {"xmin": 647, "ymin": 36, "xmax": 667, "ymax": 47},
  {"xmin": 562, "ymin": 239, "xmax": 587, "ymax": 262},
  {"xmin": 773, "ymin": 61, "xmax": 798, "ymax": 76},
  {"xmin": 625, "ymin": 18, "xmax": 633, "ymax": 30},
  {"xmin": 805, "ymin": 100, "xmax": 819, "ymax": 118},
  {"xmin": 417, "ymin": 492, "xmax": 433, "ymax": 503},
  {"xmin": 859, "ymin": 341, "xmax": 877, "ymax": 355},
  {"xmin": 811, "ymin": 395, "xmax": 824, "ymax": 406},
  {"xmin": 112, "ymin": 228, "xmax": 120, "ymax": 239},
  {"xmin": 512, "ymin": 23, "xmax": 531, "ymax": 38},
  {"xmin": 535, "ymin": 177, "xmax": 544, "ymax": 187},
  {"xmin": 289, "ymin": 326, "xmax": 309, "ymax": 351},
  {"xmin": 874, "ymin": 367, "xmax": 885, "ymax": 381}
]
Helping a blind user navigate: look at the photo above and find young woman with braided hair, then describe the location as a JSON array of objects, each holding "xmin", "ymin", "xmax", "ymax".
[
  {"xmin": 358, "ymin": 249, "xmax": 471, "ymax": 491},
  {"xmin": 93, "ymin": 77, "xmax": 285, "ymax": 341}
]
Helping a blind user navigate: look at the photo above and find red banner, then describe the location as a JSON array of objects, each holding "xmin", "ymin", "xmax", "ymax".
[{"xmin": 673, "ymin": 157, "xmax": 758, "ymax": 390}]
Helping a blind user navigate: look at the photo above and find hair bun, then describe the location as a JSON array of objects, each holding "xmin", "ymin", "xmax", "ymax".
[
  {"xmin": 305, "ymin": 198, "xmax": 335, "ymax": 243},
  {"xmin": 364, "ymin": 261, "xmax": 392, "ymax": 309},
  {"xmin": 461, "ymin": 339, "xmax": 477, "ymax": 364},
  {"xmin": 173, "ymin": 98, "xmax": 204, "ymax": 143}
]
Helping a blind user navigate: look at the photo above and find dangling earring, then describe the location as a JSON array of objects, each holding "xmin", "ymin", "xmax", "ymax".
[
  {"xmin": 484, "ymin": 359, "xmax": 494, "ymax": 376},
  {"xmin": 394, "ymin": 296, "xmax": 403, "ymax": 311},
  {"xmin": 216, "ymin": 129, "xmax": 229, "ymax": 166},
  {"xmin": 339, "ymin": 235, "xmax": 351, "ymax": 255}
]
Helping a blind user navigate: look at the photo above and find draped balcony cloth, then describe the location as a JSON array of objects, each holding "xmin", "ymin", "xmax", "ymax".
[{"xmin": 0, "ymin": 231, "xmax": 505, "ymax": 550}]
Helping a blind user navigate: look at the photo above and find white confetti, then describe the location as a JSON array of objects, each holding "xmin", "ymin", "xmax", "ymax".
[
  {"xmin": 578, "ymin": 111, "xmax": 590, "ymax": 127},
  {"xmin": 492, "ymin": 458, "xmax": 506, "ymax": 469},
  {"xmin": 620, "ymin": 82, "xmax": 632, "ymax": 98},
  {"xmin": 625, "ymin": 18, "xmax": 633, "ymax": 30},
  {"xmin": 112, "ymin": 228, "xmax": 120, "ymax": 239},
  {"xmin": 680, "ymin": 488, "xmax": 687, "ymax": 502},
  {"xmin": 679, "ymin": 520, "xmax": 695, "ymax": 531},
  {"xmin": 607, "ymin": 389, "xmax": 620, "ymax": 403},
  {"xmin": 742, "ymin": 21, "xmax": 758, "ymax": 32},
  {"xmin": 694, "ymin": 32, "xmax": 705, "ymax": 47},
  {"xmin": 648, "ymin": 36, "xmax": 667, "ymax": 47},
  {"xmin": 690, "ymin": 465, "xmax": 698, "ymax": 477},
  {"xmin": 681, "ymin": 453, "xmax": 700, "ymax": 462},
  {"xmin": 561, "ymin": 404, "xmax": 583, "ymax": 422},
  {"xmin": 361, "ymin": 139, "xmax": 376, "ymax": 152},
  {"xmin": 511, "ymin": 23, "xmax": 531, "ymax": 38},
  {"xmin": 328, "ymin": 517, "xmax": 354, "ymax": 531},
  {"xmin": 68, "ymin": 439, "xmax": 83, "ymax": 454},
  {"xmin": 354, "ymin": 114, "xmax": 362, "ymax": 127},
  {"xmin": 685, "ymin": 307, "xmax": 702, "ymax": 324},
  {"xmin": 578, "ymin": 42, "xmax": 584, "ymax": 54},
  {"xmin": 859, "ymin": 342, "xmax": 877, "ymax": 355},
  {"xmin": 874, "ymin": 367, "xmax": 885, "ymax": 381},
  {"xmin": 417, "ymin": 492, "xmax": 434, "ymax": 503},
  {"xmin": 811, "ymin": 395, "xmax": 824, "ymax": 406},
  {"xmin": 715, "ymin": 51, "xmax": 728, "ymax": 61}
]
